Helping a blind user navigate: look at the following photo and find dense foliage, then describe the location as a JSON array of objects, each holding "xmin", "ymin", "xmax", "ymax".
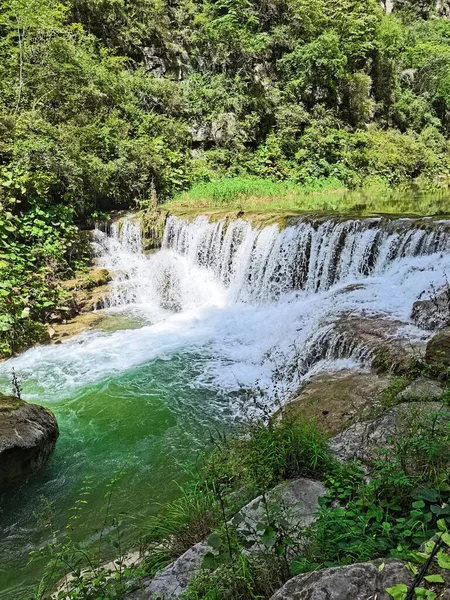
[{"xmin": 3, "ymin": 0, "xmax": 450, "ymax": 354}]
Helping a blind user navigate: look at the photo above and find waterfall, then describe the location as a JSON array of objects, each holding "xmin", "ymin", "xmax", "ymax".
[
  {"xmin": 162, "ymin": 215, "xmax": 450, "ymax": 301},
  {"xmin": 95, "ymin": 215, "xmax": 450, "ymax": 308},
  {"xmin": 5, "ymin": 213, "xmax": 450, "ymax": 399}
]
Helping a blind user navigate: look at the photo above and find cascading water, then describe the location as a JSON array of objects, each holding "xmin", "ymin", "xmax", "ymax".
[
  {"xmin": 2, "ymin": 213, "xmax": 450, "ymax": 599},
  {"xmin": 86, "ymin": 214, "xmax": 450, "ymax": 393}
]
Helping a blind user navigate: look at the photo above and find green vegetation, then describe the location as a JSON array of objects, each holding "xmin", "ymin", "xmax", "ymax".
[
  {"xmin": 27, "ymin": 389, "xmax": 450, "ymax": 599},
  {"xmin": 166, "ymin": 176, "xmax": 450, "ymax": 215},
  {"xmin": 3, "ymin": 0, "xmax": 450, "ymax": 353}
]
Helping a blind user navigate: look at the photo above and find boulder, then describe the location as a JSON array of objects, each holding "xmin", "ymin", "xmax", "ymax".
[
  {"xmin": 0, "ymin": 394, "xmax": 59, "ymax": 485},
  {"xmin": 60, "ymin": 268, "xmax": 111, "ymax": 316},
  {"xmin": 426, "ymin": 327, "xmax": 450, "ymax": 369},
  {"xmin": 126, "ymin": 542, "xmax": 211, "ymax": 600},
  {"xmin": 127, "ymin": 479, "xmax": 326, "ymax": 600},
  {"xmin": 269, "ymin": 559, "xmax": 412, "ymax": 600},
  {"xmin": 412, "ymin": 289, "xmax": 450, "ymax": 331},
  {"xmin": 61, "ymin": 268, "xmax": 111, "ymax": 292},
  {"xmin": 232, "ymin": 478, "xmax": 326, "ymax": 554},
  {"xmin": 333, "ymin": 313, "xmax": 424, "ymax": 375},
  {"xmin": 398, "ymin": 378, "xmax": 444, "ymax": 402},
  {"xmin": 329, "ymin": 402, "xmax": 443, "ymax": 463},
  {"xmin": 282, "ymin": 370, "xmax": 389, "ymax": 435}
]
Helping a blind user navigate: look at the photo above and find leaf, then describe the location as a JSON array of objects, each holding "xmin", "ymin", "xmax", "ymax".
[
  {"xmin": 431, "ymin": 505, "xmax": 450, "ymax": 516},
  {"xmin": 378, "ymin": 562, "xmax": 386, "ymax": 572},
  {"xmin": 21, "ymin": 307, "xmax": 30, "ymax": 319},
  {"xmin": 437, "ymin": 549, "xmax": 450, "ymax": 569},
  {"xmin": 386, "ymin": 583, "xmax": 408, "ymax": 600},
  {"xmin": 412, "ymin": 500, "xmax": 426, "ymax": 509},
  {"xmin": 424, "ymin": 574, "xmax": 444, "ymax": 584},
  {"xmin": 437, "ymin": 519, "xmax": 448, "ymax": 532},
  {"xmin": 202, "ymin": 552, "xmax": 220, "ymax": 570},
  {"xmin": 414, "ymin": 588, "xmax": 436, "ymax": 600},
  {"xmin": 406, "ymin": 562, "xmax": 419, "ymax": 576},
  {"xmin": 206, "ymin": 532, "xmax": 222, "ymax": 550}
]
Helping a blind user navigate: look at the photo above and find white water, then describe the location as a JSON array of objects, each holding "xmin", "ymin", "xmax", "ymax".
[{"xmin": 2, "ymin": 214, "xmax": 450, "ymax": 404}]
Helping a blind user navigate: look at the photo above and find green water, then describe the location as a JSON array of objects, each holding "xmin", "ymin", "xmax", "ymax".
[{"xmin": 0, "ymin": 349, "xmax": 234, "ymax": 599}]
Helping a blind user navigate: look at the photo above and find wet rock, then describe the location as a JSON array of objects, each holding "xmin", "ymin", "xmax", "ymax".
[
  {"xmin": 270, "ymin": 559, "xmax": 412, "ymax": 600},
  {"xmin": 426, "ymin": 327, "xmax": 450, "ymax": 370},
  {"xmin": 60, "ymin": 268, "xmax": 111, "ymax": 317},
  {"xmin": 61, "ymin": 268, "xmax": 111, "ymax": 292},
  {"xmin": 50, "ymin": 312, "xmax": 103, "ymax": 344},
  {"xmin": 412, "ymin": 289, "xmax": 450, "ymax": 331},
  {"xmin": 0, "ymin": 394, "xmax": 59, "ymax": 485},
  {"xmin": 398, "ymin": 378, "xmax": 444, "ymax": 401},
  {"xmin": 282, "ymin": 370, "xmax": 389, "ymax": 435},
  {"xmin": 329, "ymin": 402, "xmax": 443, "ymax": 463},
  {"xmin": 334, "ymin": 313, "xmax": 424, "ymax": 375}
]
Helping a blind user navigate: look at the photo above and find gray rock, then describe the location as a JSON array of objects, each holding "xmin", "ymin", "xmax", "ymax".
[
  {"xmin": 329, "ymin": 402, "xmax": 443, "ymax": 463},
  {"xmin": 142, "ymin": 46, "xmax": 167, "ymax": 78},
  {"xmin": 128, "ymin": 479, "xmax": 326, "ymax": 599},
  {"xmin": 127, "ymin": 542, "xmax": 211, "ymax": 600},
  {"xmin": 0, "ymin": 395, "xmax": 59, "ymax": 485},
  {"xmin": 190, "ymin": 121, "xmax": 212, "ymax": 143},
  {"xmin": 211, "ymin": 112, "xmax": 238, "ymax": 143},
  {"xmin": 270, "ymin": 559, "xmax": 412, "ymax": 600},
  {"xmin": 398, "ymin": 378, "xmax": 444, "ymax": 401},
  {"xmin": 412, "ymin": 289, "xmax": 450, "ymax": 331},
  {"xmin": 233, "ymin": 478, "xmax": 326, "ymax": 553}
]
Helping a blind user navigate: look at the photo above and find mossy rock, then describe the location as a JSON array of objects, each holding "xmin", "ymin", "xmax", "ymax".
[
  {"xmin": 62, "ymin": 268, "xmax": 111, "ymax": 292},
  {"xmin": 425, "ymin": 327, "xmax": 450, "ymax": 373},
  {"xmin": 0, "ymin": 395, "xmax": 23, "ymax": 413},
  {"xmin": 0, "ymin": 394, "xmax": 59, "ymax": 485},
  {"xmin": 281, "ymin": 371, "xmax": 390, "ymax": 436}
]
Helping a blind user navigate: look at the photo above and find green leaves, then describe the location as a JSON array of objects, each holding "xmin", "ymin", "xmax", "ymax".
[
  {"xmin": 437, "ymin": 549, "xmax": 450, "ymax": 569},
  {"xmin": 386, "ymin": 583, "xmax": 408, "ymax": 600},
  {"xmin": 207, "ymin": 532, "xmax": 222, "ymax": 550}
]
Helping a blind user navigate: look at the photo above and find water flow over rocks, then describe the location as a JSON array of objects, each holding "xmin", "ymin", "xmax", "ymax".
[{"xmin": 4, "ymin": 214, "xmax": 450, "ymax": 405}]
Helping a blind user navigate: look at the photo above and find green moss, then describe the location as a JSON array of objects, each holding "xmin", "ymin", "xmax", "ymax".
[{"xmin": 0, "ymin": 394, "xmax": 23, "ymax": 412}]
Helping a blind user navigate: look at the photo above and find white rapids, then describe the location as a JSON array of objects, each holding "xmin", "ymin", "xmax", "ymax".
[{"xmin": 2, "ymin": 214, "xmax": 450, "ymax": 403}]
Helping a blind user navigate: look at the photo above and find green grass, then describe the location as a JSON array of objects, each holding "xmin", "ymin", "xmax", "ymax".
[{"xmin": 164, "ymin": 176, "xmax": 450, "ymax": 217}]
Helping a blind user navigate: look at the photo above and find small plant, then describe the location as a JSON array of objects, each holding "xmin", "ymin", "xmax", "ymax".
[
  {"xmin": 387, "ymin": 517, "xmax": 450, "ymax": 600},
  {"xmin": 11, "ymin": 367, "xmax": 22, "ymax": 400}
]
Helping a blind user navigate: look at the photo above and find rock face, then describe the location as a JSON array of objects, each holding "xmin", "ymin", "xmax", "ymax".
[
  {"xmin": 283, "ymin": 370, "xmax": 389, "ymax": 435},
  {"xmin": 329, "ymin": 402, "xmax": 443, "ymax": 463},
  {"xmin": 61, "ymin": 268, "xmax": 111, "ymax": 315},
  {"xmin": 426, "ymin": 327, "xmax": 450, "ymax": 369},
  {"xmin": 0, "ymin": 395, "xmax": 59, "ymax": 485},
  {"xmin": 270, "ymin": 559, "xmax": 412, "ymax": 600},
  {"xmin": 333, "ymin": 313, "xmax": 424, "ymax": 375},
  {"xmin": 127, "ymin": 479, "xmax": 326, "ymax": 600}
]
